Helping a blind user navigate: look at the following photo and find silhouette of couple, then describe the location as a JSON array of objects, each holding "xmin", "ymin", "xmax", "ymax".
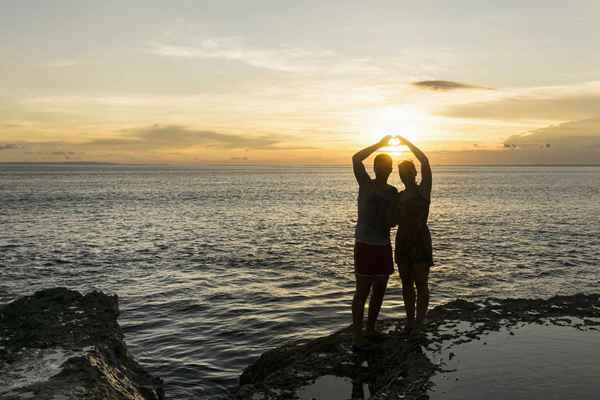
[{"xmin": 352, "ymin": 135, "xmax": 432, "ymax": 350}]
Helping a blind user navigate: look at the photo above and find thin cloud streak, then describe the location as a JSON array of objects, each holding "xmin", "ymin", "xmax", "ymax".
[
  {"xmin": 40, "ymin": 60, "xmax": 78, "ymax": 68},
  {"xmin": 149, "ymin": 39, "xmax": 402, "ymax": 76},
  {"xmin": 150, "ymin": 39, "xmax": 335, "ymax": 72}
]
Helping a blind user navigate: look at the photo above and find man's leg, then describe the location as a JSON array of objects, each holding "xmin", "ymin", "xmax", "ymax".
[
  {"xmin": 352, "ymin": 275, "xmax": 372, "ymax": 342},
  {"xmin": 414, "ymin": 263, "xmax": 431, "ymax": 324},
  {"xmin": 366, "ymin": 275, "xmax": 389, "ymax": 334},
  {"xmin": 398, "ymin": 263, "xmax": 416, "ymax": 330}
]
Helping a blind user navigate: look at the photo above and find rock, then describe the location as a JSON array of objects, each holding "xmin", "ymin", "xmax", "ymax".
[
  {"xmin": 0, "ymin": 288, "xmax": 164, "ymax": 400},
  {"xmin": 234, "ymin": 293, "xmax": 600, "ymax": 400}
]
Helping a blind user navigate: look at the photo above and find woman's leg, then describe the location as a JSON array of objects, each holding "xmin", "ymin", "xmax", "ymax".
[
  {"xmin": 413, "ymin": 263, "xmax": 431, "ymax": 324},
  {"xmin": 352, "ymin": 275, "xmax": 373, "ymax": 341},
  {"xmin": 398, "ymin": 263, "xmax": 416, "ymax": 329},
  {"xmin": 366, "ymin": 275, "xmax": 389, "ymax": 334}
]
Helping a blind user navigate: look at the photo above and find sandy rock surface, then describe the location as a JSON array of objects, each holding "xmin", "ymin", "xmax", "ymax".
[
  {"xmin": 235, "ymin": 293, "xmax": 600, "ymax": 400},
  {"xmin": 0, "ymin": 288, "xmax": 164, "ymax": 400}
]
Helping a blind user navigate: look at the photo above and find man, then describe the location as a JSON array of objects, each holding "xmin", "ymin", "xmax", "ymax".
[{"xmin": 351, "ymin": 135, "xmax": 397, "ymax": 349}]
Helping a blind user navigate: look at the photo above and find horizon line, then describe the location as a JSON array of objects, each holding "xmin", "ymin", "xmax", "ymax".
[{"xmin": 2, "ymin": 161, "xmax": 600, "ymax": 168}]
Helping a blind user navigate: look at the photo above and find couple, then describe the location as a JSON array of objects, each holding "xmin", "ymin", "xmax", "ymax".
[{"xmin": 351, "ymin": 135, "xmax": 433, "ymax": 349}]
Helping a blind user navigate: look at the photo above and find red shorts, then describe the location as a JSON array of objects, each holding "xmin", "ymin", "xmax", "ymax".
[{"xmin": 354, "ymin": 241, "xmax": 394, "ymax": 276}]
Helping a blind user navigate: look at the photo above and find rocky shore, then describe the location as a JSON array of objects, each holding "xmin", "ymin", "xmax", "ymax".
[
  {"xmin": 235, "ymin": 293, "xmax": 600, "ymax": 400},
  {"xmin": 3, "ymin": 288, "xmax": 599, "ymax": 399},
  {"xmin": 0, "ymin": 288, "xmax": 164, "ymax": 400}
]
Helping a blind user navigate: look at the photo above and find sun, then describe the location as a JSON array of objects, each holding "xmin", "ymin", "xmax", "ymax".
[
  {"xmin": 357, "ymin": 105, "xmax": 431, "ymax": 157},
  {"xmin": 364, "ymin": 106, "xmax": 429, "ymax": 143}
]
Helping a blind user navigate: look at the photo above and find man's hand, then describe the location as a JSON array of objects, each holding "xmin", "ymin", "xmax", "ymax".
[{"xmin": 353, "ymin": 135, "xmax": 394, "ymax": 185}]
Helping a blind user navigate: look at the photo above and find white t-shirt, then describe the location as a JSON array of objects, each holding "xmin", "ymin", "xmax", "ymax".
[{"xmin": 355, "ymin": 181, "xmax": 397, "ymax": 245}]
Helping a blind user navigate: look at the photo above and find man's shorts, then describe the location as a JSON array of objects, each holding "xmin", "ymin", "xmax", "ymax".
[{"xmin": 354, "ymin": 241, "xmax": 394, "ymax": 276}]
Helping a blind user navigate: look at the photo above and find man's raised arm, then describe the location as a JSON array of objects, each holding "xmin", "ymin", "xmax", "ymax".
[{"xmin": 352, "ymin": 135, "xmax": 392, "ymax": 185}]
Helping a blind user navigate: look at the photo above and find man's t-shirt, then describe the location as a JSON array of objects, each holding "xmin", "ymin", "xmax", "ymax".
[{"xmin": 355, "ymin": 181, "xmax": 398, "ymax": 245}]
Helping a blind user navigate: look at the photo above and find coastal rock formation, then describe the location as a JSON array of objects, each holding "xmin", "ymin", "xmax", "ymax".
[
  {"xmin": 235, "ymin": 293, "xmax": 600, "ymax": 400},
  {"xmin": 0, "ymin": 288, "xmax": 164, "ymax": 400}
]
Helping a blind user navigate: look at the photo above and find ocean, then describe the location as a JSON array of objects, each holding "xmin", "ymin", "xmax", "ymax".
[{"xmin": 1, "ymin": 164, "xmax": 600, "ymax": 399}]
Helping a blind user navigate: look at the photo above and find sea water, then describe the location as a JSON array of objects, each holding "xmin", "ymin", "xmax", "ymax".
[{"xmin": 1, "ymin": 164, "xmax": 600, "ymax": 399}]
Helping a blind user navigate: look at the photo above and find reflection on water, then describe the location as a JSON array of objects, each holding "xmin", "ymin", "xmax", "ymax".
[
  {"xmin": 1, "ymin": 165, "xmax": 600, "ymax": 399},
  {"xmin": 429, "ymin": 322, "xmax": 600, "ymax": 399},
  {"xmin": 297, "ymin": 375, "xmax": 372, "ymax": 400}
]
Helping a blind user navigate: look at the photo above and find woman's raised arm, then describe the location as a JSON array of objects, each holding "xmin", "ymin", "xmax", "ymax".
[{"xmin": 399, "ymin": 136, "xmax": 431, "ymax": 200}]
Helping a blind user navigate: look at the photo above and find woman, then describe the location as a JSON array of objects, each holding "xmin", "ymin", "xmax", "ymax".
[{"xmin": 392, "ymin": 136, "xmax": 433, "ymax": 334}]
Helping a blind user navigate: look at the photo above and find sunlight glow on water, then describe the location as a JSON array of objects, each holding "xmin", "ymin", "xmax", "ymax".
[{"xmin": 1, "ymin": 165, "xmax": 600, "ymax": 399}]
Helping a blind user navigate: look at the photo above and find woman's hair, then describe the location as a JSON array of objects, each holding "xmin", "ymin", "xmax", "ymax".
[{"xmin": 398, "ymin": 160, "xmax": 417, "ymax": 184}]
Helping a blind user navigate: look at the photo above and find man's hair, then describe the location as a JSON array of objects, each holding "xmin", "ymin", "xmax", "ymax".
[
  {"xmin": 374, "ymin": 153, "xmax": 393, "ymax": 177},
  {"xmin": 398, "ymin": 160, "xmax": 417, "ymax": 183}
]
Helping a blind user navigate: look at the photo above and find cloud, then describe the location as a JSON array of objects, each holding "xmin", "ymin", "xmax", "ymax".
[
  {"xmin": 118, "ymin": 125, "xmax": 285, "ymax": 149},
  {"xmin": 22, "ymin": 150, "xmax": 82, "ymax": 160},
  {"xmin": 424, "ymin": 116, "xmax": 600, "ymax": 165},
  {"xmin": 9, "ymin": 125, "xmax": 312, "ymax": 157},
  {"xmin": 412, "ymin": 80, "xmax": 487, "ymax": 91},
  {"xmin": 439, "ymin": 81, "xmax": 600, "ymax": 121},
  {"xmin": 102, "ymin": 125, "xmax": 310, "ymax": 150},
  {"xmin": 50, "ymin": 151, "xmax": 79, "ymax": 160},
  {"xmin": 504, "ymin": 118, "xmax": 600, "ymax": 149},
  {"xmin": 149, "ymin": 38, "xmax": 397, "ymax": 77},
  {"xmin": 150, "ymin": 39, "xmax": 336, "ymax": 72},
  {"xmin": 0, "ymin": 123, "xmax": 22, "ymax": 129},
  {"xmin": 428, "ymin": 118, "xmax": 600, "ymax": 164},
  {"xmin": 0, "ymin": 144, "xmax": 20, "ymax": 151}
]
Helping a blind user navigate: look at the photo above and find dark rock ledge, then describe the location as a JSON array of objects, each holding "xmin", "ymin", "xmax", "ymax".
[
  {"xmin": 235, "ymin": 293, "xmax": 600, "ymax": 400},
  {"xmin": 0, "ymin": 288, "xmax": 164, "ymax": 400}
]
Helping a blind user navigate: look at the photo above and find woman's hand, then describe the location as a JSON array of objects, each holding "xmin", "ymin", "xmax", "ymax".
[
  {"xmin": 395, "ymin": 135, "xmax": 409, "ymax": 145},
  {"xmin": 377, "ymin": 135, "xmax": 394, "ymax": 147},
  {"xmin": 395, "ymin": 135, "xmax": 431, "ymax": 200}
]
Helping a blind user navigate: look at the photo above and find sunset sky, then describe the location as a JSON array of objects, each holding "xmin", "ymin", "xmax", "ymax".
[{"xmin": 2, "ymin": 0, "xmax": 600, "ymax": 164}]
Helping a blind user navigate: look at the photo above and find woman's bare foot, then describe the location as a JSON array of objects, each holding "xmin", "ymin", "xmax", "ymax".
[{"xmin": 403, "ymin": 319, "xmax": 416, "ymax": 336}]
